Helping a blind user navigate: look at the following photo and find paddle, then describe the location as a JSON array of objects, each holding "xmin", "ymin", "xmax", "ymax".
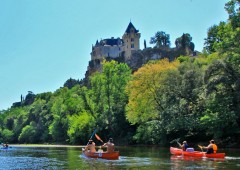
[
  {"xmin": 170, "ymin": 138, "xmax": 181, "ymax": 148},
  {"xmin": 198, "ymin": 145, "xmax": 203, "ymax": 151},
  {"xmin": 175, "ymin": 141, "xmax": 184, "ymax": 156},
  {"xmin": 170, "ymin": 138, "xmax": 183, "ymax": 154},
  {"xmin": 86, "ymin": 129, "xmax": 97, "ymax": 145},
  {"xmin": 177, "ymin": 141, "xmax": 182, "ymax": 148},
  {"xmin": 198, "ymin": 145, "xmax": 206, "ymax": 158},
  {"xmin": 95, "ymin": 133, "xmax": 103, "ymax": 143}
]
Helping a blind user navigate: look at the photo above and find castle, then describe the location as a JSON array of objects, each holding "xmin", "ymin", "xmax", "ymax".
[
  {"xmin": 85, "ymin": 22, "xmax": 194, "ymax": 84},
  {"xmin": 91, "ymin": 22, "xmax": 141, "ymax": 60}
]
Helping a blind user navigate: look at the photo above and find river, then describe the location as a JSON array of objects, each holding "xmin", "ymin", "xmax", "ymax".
[{"xmin": 1, "ymin": 146, "xmax": 240, "ymax": 169}]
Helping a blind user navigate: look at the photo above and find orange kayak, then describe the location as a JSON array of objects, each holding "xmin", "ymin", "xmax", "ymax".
[
  {"xmin": 82, "ymin": 148, "xmax": 119, "ymax": 160},
  {"xmin": 170, "ymin": 147, "xmax": 225, "ymax": 158}
]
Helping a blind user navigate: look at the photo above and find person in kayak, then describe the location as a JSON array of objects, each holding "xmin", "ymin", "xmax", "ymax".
[
  {"xmin": 202, "ymin": 140, "xmax": 218, "ymax": 154},
  {"xmin": 102, "ymin": 138, "xmax": 115, "ymax": 153},
  {"xmin": 2, "ymin": 143, "xmax": 8, "ymax": 149},
  {"xmin": 181, "ymin": 141, "xmax": 189, "ymax": 151},
  {"xmin": 84, "ymin": 139, "xmax": 96, "ymax": 152}
]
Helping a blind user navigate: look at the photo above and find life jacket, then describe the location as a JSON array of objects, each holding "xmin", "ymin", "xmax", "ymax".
[{"xmin": 212, "ymin": 144, "xmax": 218, "ymax": 153}]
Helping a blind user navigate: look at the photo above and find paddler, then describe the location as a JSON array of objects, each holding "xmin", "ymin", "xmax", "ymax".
[
  {"xmin": 102, "ymin": 138, "xmax": 115, "ymax": 153},
  {"xmin": 83, "ymin": 139, "xmax": 96, "ymax": 152},
  {"xmin": 201, "ymin": 139, "xmax": 218, "ymax": 154}
]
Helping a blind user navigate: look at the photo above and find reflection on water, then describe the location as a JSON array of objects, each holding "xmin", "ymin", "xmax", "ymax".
[
  {"xmin": 170, "ymin": 155, "xmax": 240, "ymax": 170},
  {"xmin": 81, "ymin": 155, "xmax": 170, "ymax": 169},
  {"xmin": 0, "ymin": 146, "xmax": 240, "ymax": 170},
  {"xmin": 0, "ymin": 147, "xmax": 65, "ymax": 169},
  {"xmin": 225, "ymin": 156, "xmax": 240, "ymax": 160},
  {"xmin": 170, "ymin": 155, "xmax": 223, "ymax": 170}
]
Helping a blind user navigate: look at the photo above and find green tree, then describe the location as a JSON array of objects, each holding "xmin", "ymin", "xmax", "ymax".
[
  {"xmin": 49, "ymin": 93, "xmax": 68, "ymax": 143},
  {"xmin": 153, "ymin": 58, "xmax": 204, "ymax": 143},
  {"xmin": 89, "ymin": 60, "xmax": 132, "ymax": 143},
  {"xmin": 67, "ymin": 111, "xmax": 95, "ymax": 144},
  {"xmin": 126, "ymin": 59, "xmax": 182, "ymax": 144},
  {"xmin": 204, "ymin": 24, "xmax": 220, "ymax": 53},
  {"xmin": 150, "ymin": 31, "xmax": 170, "ymax": 48},
  {"xmin": 23, "ymin": 91, "xmax": 35, "ymax": 106},
  {"xmin": 225, "ymin": 0, "xmax": 240, "ymax": 29},
  {"xmin": 18, "ymin": 122, "xmax": 38, "ymax": 143},
  {"xmin": 204, "ymin": 1, "xmax": 239, "ymax": 57},
  {"xmin": 48, "ymin": 85, "xmax": 96, "ymax": 144},
  {"xmin": 201, "ymin": 59, "xmax": 240, "ymax": 142},
  {"xmin": 27, "ymin": 99, "xmax": 53, "ymax": 142},
  {"xmin": 1, "ymin": 129, "xmax": 14, "ymax": 143},
  {"xmin": 175, "ymin": 33, "xmax": 194, "ymax": 51},
  {"xmin": 5, "ymin": 118, "xmax": 14, "ymax": 130},
  {"xmin": 126, "ymin": 58, "xmax": 206, "ymax": 144},
  {"xmin": 64, "ymin": 78, "xmax": 80, "ymax": 89}
]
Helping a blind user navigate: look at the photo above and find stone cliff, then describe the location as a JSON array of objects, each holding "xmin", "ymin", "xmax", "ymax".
[{"xmin": 83, "ymin": 47, "xmax": 195, "ymax": 86}]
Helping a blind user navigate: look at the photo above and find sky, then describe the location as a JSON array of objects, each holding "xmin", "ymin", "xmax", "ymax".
[{"xmin": 0, "ymin": 0, "xmax": 229, "ymax": 110}]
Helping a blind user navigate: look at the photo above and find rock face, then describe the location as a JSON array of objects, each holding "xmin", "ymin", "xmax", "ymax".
[
  {"xmin": 125, "ymin": 47, "xmax": 183, "ymax": 72},
  {"xmin": 83, "ymin": 46, "xmax": 193, "ymax": 86}
]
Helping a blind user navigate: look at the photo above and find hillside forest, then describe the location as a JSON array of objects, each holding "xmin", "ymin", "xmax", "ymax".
[{"xmin": 0, "ymin": 0, "xmax": 239, "ymax": 147}]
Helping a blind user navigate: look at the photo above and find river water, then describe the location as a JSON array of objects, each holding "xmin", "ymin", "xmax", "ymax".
[{"xmin": 0, "ymin": 146, "xmax": 240, "ymax": 169}]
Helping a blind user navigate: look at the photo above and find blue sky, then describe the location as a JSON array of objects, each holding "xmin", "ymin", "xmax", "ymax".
[{"xmin": 0, "ymin": 0, "xmax": 229, "ymax": 110}]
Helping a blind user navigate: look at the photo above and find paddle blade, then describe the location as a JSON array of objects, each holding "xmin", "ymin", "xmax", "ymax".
[{"xmin": 95, "ymin": 134, "xmax": 103, "ymax": 142}]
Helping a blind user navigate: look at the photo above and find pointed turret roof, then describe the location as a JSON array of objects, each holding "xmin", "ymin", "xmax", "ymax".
[
  {"xmin": 95, "ymin": 40, "xmax": 99, "ymax": 45},
  {"xmin": 125, "ymin": 22, "xmax": 139, "ymax": 33}
]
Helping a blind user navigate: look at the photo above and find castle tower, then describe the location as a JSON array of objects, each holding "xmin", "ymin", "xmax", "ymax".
[{"xmin": 122, "ymin": 22, "xmax": 141, "ymax": 59}]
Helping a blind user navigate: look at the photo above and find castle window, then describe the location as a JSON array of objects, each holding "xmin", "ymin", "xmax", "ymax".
[
  {"xmin": 131, "ymin": 38, "xmax": 134, "ymax": 42},
  {"xmin": 131, "ymin": 44, "xmax": 134, "ymax": 48}
]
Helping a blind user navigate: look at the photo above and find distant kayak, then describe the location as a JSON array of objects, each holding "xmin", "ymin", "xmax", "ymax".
[
  {"xmin": 170, "ymin": 147, "xmax": 225, "ymax": 158},
  {"xmin": 82, "ymin": 148, "xmax": 119, "ymax": 160}
]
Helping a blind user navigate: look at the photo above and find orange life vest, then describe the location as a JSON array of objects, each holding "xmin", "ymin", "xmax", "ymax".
[{"xmin": 212, "ymin": 144, "xmax": 218, "ymax": 153}]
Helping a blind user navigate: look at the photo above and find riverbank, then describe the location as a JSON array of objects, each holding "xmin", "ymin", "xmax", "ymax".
[{"xmin": 9, "ymin": 144, "xmax": 85, "ymax": 148}]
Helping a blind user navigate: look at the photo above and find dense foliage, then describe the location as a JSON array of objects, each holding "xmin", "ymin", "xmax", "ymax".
[
  {"xmin": 0, "ymin": 0, "xmax": 239, "ymax": 146},
  {"xmin": 150, "ymin": 31, "xmax": 171, "ymax": 48}
]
